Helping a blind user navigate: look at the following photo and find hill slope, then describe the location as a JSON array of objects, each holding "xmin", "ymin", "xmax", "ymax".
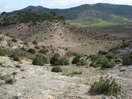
[{"xmin": 13, "ymin": 3, "xmax": 132, "ymax": 26}]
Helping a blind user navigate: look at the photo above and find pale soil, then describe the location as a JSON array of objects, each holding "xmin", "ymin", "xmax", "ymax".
[{"xmin": 0, "ymin": 56, "xmax": 131, "ymax": 99}]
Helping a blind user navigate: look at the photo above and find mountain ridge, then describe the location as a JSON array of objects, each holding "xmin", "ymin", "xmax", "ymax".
[{"xmin": 11, "ymin": 3, "xmax": 132, "ymax": 26}]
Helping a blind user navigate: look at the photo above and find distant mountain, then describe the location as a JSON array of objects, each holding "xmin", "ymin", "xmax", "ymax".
[{"xmin": 12, "ymin": 3, "xmax": 132, "ymax": 26}]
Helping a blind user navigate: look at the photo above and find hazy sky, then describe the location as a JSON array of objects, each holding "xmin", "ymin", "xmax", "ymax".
[{"xmin": 0, "ymin": 0, "xmax": 132, "ymax": 12}]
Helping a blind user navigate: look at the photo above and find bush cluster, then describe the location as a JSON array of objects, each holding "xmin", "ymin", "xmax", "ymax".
[
  {"xmin": 90, "ymin": 76, "xmax": 121, "ymax": 95},
  {"xmin": 72, "ymin": 56, "xmax": 87, "ymax": 66},
  {"xmin": 0, "ymin": 11, "xmax": 66, "ymax": 26},
  {"xmin": 50, "ymin": 54, "xmax": 69, "ymax": 66},
  {"xmin": 90, "ymin": 53, "xmax": 117, "ymax": 69}
]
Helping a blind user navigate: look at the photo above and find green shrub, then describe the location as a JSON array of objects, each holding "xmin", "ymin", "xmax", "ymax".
[
  {"xmin": 23, "ymin": 41, "xmax": 28, "ymax": 45},
  {"xmin": 32, "ymin": 55, "xmax": 46, "ymax": 66},
  {"xmin": 59, "ymin": 57, "xmax": 69, "ymax": 65},
  {"xmin": 39, "ymin": 49, "xmax": 49, "ymax": 54},
  {"xmin": 51, "ymin": 66, "xmax": 62, "ymax": 73},
  {"xmin": 0, "ymin": 37, "xmax": 3, "ymax": 41},
  {"xmin": 76, "ymin": 59, "xmax": 87, "ymax": 66},
  {"xmin": 50, "ymin": 54, "xmax": 60, "ymax": 65},
  {"xmin": 98, "ymin": 51, "xmax": 107, "ymax": 55},
  {"xmin": 28, "ymin": 48, "xmax": 36, "ymax": 54},
  {"xmin": 15, "ymin": 65, "xmax": 21, "ymax": 68},
  {"xmin": 115, "ymin": 59, "xmax": 121, "ymax": 64},
  {"xmin": 12, "ymin": 38, "xmax": 17, "ymax": 42},
  {"xmin": 90, "ymin": 76, "xmax": 121, "ymax": 95},
  {"xmin": 122, "ymin": 54, "xmax": 132, "ymax": 65},
  {"xmin": 33, "ymin": 40, "xmax": 37, "ymax": 45},
  {"xmin": 72, "ymin": 56, "xmax": 80, "ymax": 64},
  {"xmin": 10, "ymin": 54, "xmax": 20, "ymax": 61},
  {"xmin": 106, "ymin": 53, "xmax": 117, "ymax": 61},
  {"xmin": 71, "ymin": 71, "xmax": 82, "ymax": 75},
  {"xmin": 90, "ymin": 55, "xmax": 115, "ymax": 69},
  {"xmin": 0, "ymin": 49, "xmax": 5, "ymax": 56},
  {"xmin": 50, "ymin": 54, "xmax": 69, "ymax": 65},
  {"xmin": 1, "ymin": 75, "xmax": 16, "ymax": 84}
]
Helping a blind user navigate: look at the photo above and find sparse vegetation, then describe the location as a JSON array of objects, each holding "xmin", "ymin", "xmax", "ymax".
[
  {"xmin": 15, "ymin": 65, "xmax": 21, "ymax": 68},
  {"xmin": 90, "ymin": 76, "xmax": 121, "ymax": 95},
  {"xmin": 1, "ymin": 75, "xmax": 16, "ymax": 85},
  {"xmin": 12, "ymin": 38, "xmax": 17, "ymax": 42},
  {"xmin": 0, "ymin": 11, "xmax": 66, "ymax": 26},
  {"xmin": 33, "ymin": 40, "xmax": 37, "ymax": 45},
  {"xmin": 90, "ymin": 52, "xmax": 117, "ymax": 69},
  {"xmin": 10, "ymin": 54, "xmax": 20, "ymax": 61},
  {"xmin": 51, "ymin": 66, "xmax": 62, "ymax": 73},
  {"xmin": 122, "ymin": 53, "xmax": 132, "ymax": 66},
  {"xmin": 28, "ymin": 48, "xmax": 36, "ymax": 54},
  {"xmin": 39, "ymin": 48, "xmax": 49, "ymax": 54},
  {"xmin": 0, "ymin": 49, "xmax": 6, "ymax": 56},
  {"xmin": 50, "ymin": 54, "xmax": 69, "ymax": 66}
]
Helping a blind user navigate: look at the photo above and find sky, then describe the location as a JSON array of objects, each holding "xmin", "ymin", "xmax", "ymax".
[{"xmin": 0, "ymin": 0, "xmax": 132, "ymax": 12}]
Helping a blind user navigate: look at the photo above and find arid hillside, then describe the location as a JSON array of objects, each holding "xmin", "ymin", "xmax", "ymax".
[{"xmin": 0, "ymin": 20, "xmax": 122, "ymax": 55}]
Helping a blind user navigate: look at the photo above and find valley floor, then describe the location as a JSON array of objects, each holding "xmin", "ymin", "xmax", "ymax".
[{"xmin": 0, "ymin": 56, "xmax": 131, "ymax": 99}]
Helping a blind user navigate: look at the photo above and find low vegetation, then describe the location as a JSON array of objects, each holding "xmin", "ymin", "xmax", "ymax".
[
  {"xmin": 72, "ymin": 56, "xmax": 87, "ymax": 66},
  {"xmin": 89, "ymin": 52, "xmax": 119, "ymax": 69},
  {"xmin": 32, "ymin": 54, "xmax": 47, "ymax": 66},
  {"xmin": 0, "ymin": 11, "xmax": 66, "ymax": 26},
  {"xmin": 50, "ymin": 54, "xmax": 69, "ymax": 66},
  {"xmin": 122, "ymin": 53, "xmax": 132, "ymax": 66},
  {"xmin": 28, "ymin": 48, "xmax": 36, "ymax": 54},
  {"xmin": 10, "ymin": 54, "xmax": 20, "ymax": 61},
  {"xmin": 90, "ymin": 76, "xmax": 121, "ymax": 95},
  {"xmin": 0, "ymin": 75, "xmax": 16, "ymax": 85},
  {"xmin": 51, "ymin": 66, "xmax": 62, "ymax": 73}
]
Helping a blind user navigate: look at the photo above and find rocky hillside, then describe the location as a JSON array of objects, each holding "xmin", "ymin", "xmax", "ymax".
[
  {"xmin": 0, "ymin": 32, "xmax": 132, "ymax": 99},
  {"xmin": 0, "ymin": 19, "xmax": 122, "ymax": 55}
]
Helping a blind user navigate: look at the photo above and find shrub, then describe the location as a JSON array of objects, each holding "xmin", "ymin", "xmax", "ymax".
[
  {"xmin": 122, "ymin": 54, "xmax": 132, "ymax": 65},
  {"xmin": 51, "ymin": 66, "xmax": 62, "ymax": 73},
  {"xmin": 0, "ymin": 37, "xmax": 3, "ymax": 41},
  {"xmin": 106, "ymin": 53, "xmax": 117, "ymax": 61},
  {"xmin": 39, "ymin": 49, "xmax": 49, "ymax": 54},
  {"xmin": 50, "ymin": 54, "xmax": 69, "ymax": 65},
  {"xmin": 28, "ymin": 48, "xmax": 36, "ymax": 54},
  {"xmin": 98, "ymin": 51, "xmax": 107, "ymax": 55},
  {"xmin": 33, "ymin": 40, "xmax": 37, "ymax": 45},
  {"xmin": 59, "ymin": 57, "xmax": 69, "ymax": 65},
  {"xmin": 15, "ymin": 65, "xmax": 21, "ymax": 68},
  {"xmin": 24, "ymin": 41, "xmax": 28, "ymax": 45},
  {"xmin": 1, "ymin": 75, "xmax": 16, "ymax": 84},
  {"xmin": 90, "ymin": 55, "xmax": 115, "ymax": 69},
  {"xmin": 76, "ymin": 59, "xmax": 87, "ymax": 66},
  {"xmin": 0, "ymin": 49, "xmax": 5, "ymax": 56},
  {"xmin": 12, "ymin": 38, "xmax": 17, "ymax": 42},
  {"xmin": 10, "ymin": 54, "xmax": 20, "ymax": 61},
  {"xmin": 72, "ymin": 56, "xmax": 80, "ymax": 64},
  {"xmin": 90, "ymin": 76, "xmax": 121, "ymax": 95},
  {"xmin": 50, "ymin": 54, "xmax": 60, "ymax": 65},
  {"xmin": 32, "ymin": 55, "xmax": 46, "ymax": 66},
  {"xmin": 115, "ymin": 59, "xmax": 121, "ymax": 64}
]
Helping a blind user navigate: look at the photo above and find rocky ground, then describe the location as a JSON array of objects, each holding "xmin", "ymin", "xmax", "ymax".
[{"xmin": 0, "ymin": 56, "xmax": 131, "ymax": 99}]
